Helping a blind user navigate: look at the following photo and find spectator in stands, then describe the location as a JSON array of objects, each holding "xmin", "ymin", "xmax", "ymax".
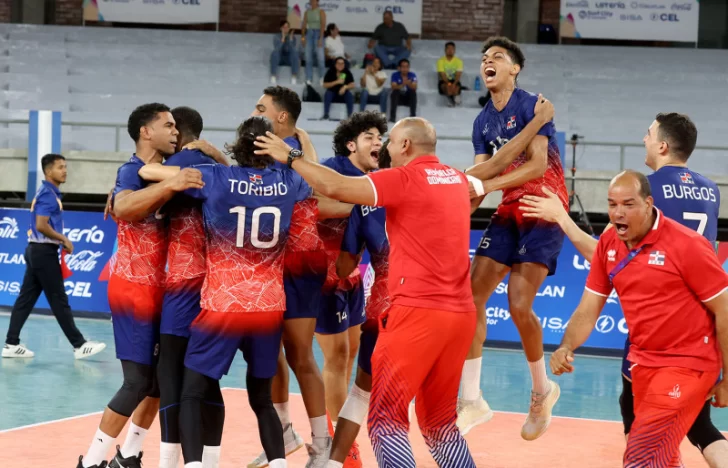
[
  {"xmin": 324, "ymin": 23, "xmax": 354, "ymax": 68},
  {"xmin": 368, "ymin": 11, "xmax": 411, "ymax": 70},
  {"xmin": 322, "ymin": 57, "xmax": 355, "ymax": 120},
  {"xmin": 437, "ymin": 41, "xmax": 463, "ymax": 107},
  {"xmin": 270, "ymin": 20, "xmax": 300, "ymax": 85},
  {"xmin": 359, "ymin": 57, "xmax": 388, "ymax": 114},
  {"xmin": 301, "ymin": 0, "xmax": 326, "ymax": 85},
  {"xmin": 389, "ymin": 58, "xmax": 417, "ymax": 122}
]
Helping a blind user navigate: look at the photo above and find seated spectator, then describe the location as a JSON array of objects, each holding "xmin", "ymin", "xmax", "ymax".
[
  {"xmin": 389, "ymin": 58, "xmax": 417, "ymax": 122},
  {"xmin": 301, "ymin": 0, "xmax": 326, "ymax": 85},
  {"xmin": 270, "ymin": 20, "xmax": 300, "ymax": 85},
  {"xmin": 324, "ymin": 23, "xmax": 354, "ymax": 68},
  {"xmin": 367, "ymin": 11, "xmax": 411, "ymax": 70},
  {"xmin": 437, "ymin": 41, "xmax": 463, "ymax": 106},
  {"xmin": 359, "ymin": 57, "xmax": 388, "ymax": 114},
  {"xmin": 322, "ymin": 57, "xmax": 355, "ymax": 120}
]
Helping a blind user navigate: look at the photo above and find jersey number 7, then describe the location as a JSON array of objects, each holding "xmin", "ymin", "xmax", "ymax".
[
  {"xmin": 683, "ymin": 212, "xmax": 708, "ymax": 235},
  {"xmin": 229, "ymin": 206, "xmax": 282, "ymax": 248}
]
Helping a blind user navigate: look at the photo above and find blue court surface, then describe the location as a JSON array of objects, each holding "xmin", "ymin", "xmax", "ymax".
[{"xmin": 2, "ymin": 312, "xmax": 728, "ymax": 433}]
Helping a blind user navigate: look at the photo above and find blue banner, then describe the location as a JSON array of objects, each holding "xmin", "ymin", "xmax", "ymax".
[{"xmin": 0, "ymin": 208, "xmax": 117, "ymax": 314}]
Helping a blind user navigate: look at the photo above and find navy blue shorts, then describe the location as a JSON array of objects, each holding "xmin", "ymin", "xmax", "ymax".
[
  {"xmin": 283, "ymin": 273, "xmax": 325, "ymax": 321},
  {"xmin": 160, "ymin": 277, "xmax": 203, "ymax": 338},
  {"xmin": 357, "ymin": 327, "xmax": 378, "ymax": 375},
  {"xmin": 315, "ymin": 285, "xmax": 366, "ymax": 335},
  {"xmin": 184, "ymin": 321, "xmax": 283, "ymax": 381},
  {"xmin": 475, "ymin": 203, "xmax": 564, "ymax": 276}
]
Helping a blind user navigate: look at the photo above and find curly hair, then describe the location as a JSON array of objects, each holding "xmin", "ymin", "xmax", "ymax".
[
  {"xmin": 225, "ymin": 116, "xmax": 275, "ymax": 169},
  {"xmin": 332, "ymin": 111, "xmax": 388, "ymax": 157},
  {"xmin": 378, "ymin": 140, "xmax": 391, "ymax": 169},
  {"xmin": 481, "ymin": 36, "xmax": 525, "ymax": 70}
]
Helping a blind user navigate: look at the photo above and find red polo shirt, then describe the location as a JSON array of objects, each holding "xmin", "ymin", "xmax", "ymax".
[
  {"xmin": 366, "ymin": 155, "xmax": 475, "ymax": 313},
  {"xmin": 586, "ymin": 209, "xmax": 728, "ymax": 372}
]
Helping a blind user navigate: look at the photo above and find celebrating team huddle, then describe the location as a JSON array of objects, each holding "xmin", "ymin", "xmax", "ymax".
[{"xmin": 74, "ymin": 36, "xmax": 727, "ymax": 468}]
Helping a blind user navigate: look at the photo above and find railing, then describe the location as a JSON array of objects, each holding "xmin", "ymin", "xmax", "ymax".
[{"xmin": 4, "ymin": 119, "xmax": 728, "ymax": 172}]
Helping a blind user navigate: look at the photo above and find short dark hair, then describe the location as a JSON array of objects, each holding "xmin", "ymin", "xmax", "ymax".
[
  {"xmin": 481, "ymin": 36, "xmax": 525, "ymax": 70},
  {"xmin": 225, "ymin": 116, "xmax": 275, "ymax": 169},
  {"xmin": 325, "ymin": 23, "xmax": 336, "ymax": 37},
  {"xmin": 127, "ymin": 103, "xmax": 171, "ymax": 142},
  {"xmin": 398, "ymin": 58, "xmax": 409, "ymax": 67},
  {"xmin": 171, "ymin": 106, "xmax": 203, "ymax": 140},
  {"xmin": 378, "ymin": 140, "xmax": 391, "ymax": 169},
  {"xmin": 655, "ymin": 112, "xmax": 698, "ymax": 162},
  {"xmin": 280, "ymin": 20, "xmax": 289, "ymax": 28},
  {"xmin": 41, "ymin": 153, "xmax": 65, "ymax": 174},
  {"xmin": 333, "ymin": 111, "xmax": 388, "ymax": 157},
  {"xmin": 263, "ymin": 86, "xmax": 302, "ymax": 124},
  {"xmin": 445, "ymin": 41, "xmax": 456, "ymax": 50}
]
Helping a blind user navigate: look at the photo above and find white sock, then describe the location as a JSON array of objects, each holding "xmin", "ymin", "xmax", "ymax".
[
  {"xmin": 528, "ymin": 357, "xmax": 550, "ymax": 394},
  {"xmin": 159, "ymin": 442, "xmax": 181, "ymax": 468},
  {"xmin": 202, "ymin": 445, "xmax": 221, "ymax": 468},
  {"xmin": 310, "ymin": 415, "xmax": 328, "ymax": 440},
  {"xmin": 327, "ymin": 461, "xmax": 344, "ymax": 468},
  {"xmin": 460, "ymin": 357, "xmax": 483, "ymax": 401},
  {"xmin": 274, "ymin": 402, "xmax": 290, "ymax": 427},
  {"xmin": 269, "ymin": 459, "xmax": 287, "ymax": 468},
  {"xmin": 185, "ymin": 463, "xmax": 203, "ymax": 468},
  {"xmin": 120, "ymin": 422, "xmax": 148, "ymax": 459},
  {"xmin": 83, "ymin": 428, "xmax": 115, "ymax": 467}
]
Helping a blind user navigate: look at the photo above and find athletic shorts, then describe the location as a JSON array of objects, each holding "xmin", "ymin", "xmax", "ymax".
[
  {"xmin": 161, "ymin": 276, "xmax": 204, "ymax": 338},
  {"xmin": 315, "ymin": 284, "xmax": 365, "ymax": 335},
  {"xmin": 108, "ymin": 274, "xmax": 164, "ymax": 366},
  {"xmin": 624, "ymin": 365, "xmax": 720, "ymax": 467},
  {"xmin": 283, "ymin": 273, "xmax": 325, "ymax": 321},
  {"xmin": 357, "ymin": 326, "xmax": 378, "ymax": 376},
  {"xmin": 184, "ymin": 309, "xmax": 283, "ymax": 381},
  {"xmin": 475, "ymin": 202, "xmax": 564, "ymax": 276}
]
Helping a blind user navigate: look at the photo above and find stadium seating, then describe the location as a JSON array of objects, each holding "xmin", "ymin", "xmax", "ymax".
[{"xmin": 0, "ymin": 23, "xmax": 725, "ymax": 215}]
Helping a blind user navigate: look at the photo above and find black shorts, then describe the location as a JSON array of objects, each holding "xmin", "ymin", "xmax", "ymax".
[{"xmin": 438, "ymin": 79, "xmax": 461, "ymax": 95}]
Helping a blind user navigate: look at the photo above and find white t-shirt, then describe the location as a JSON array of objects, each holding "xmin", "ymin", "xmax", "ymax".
[
  {"xmin": 365, "ymin": 70, "xmax": 387, "ymax": 95},
  {"xmin": 325, "ymin": 36, "xmax": 346, "ymax": 58}
]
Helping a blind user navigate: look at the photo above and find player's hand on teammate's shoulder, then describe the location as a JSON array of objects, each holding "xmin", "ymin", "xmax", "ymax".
[
  {"xmin": 167, "ymin": 168, "xmax": 204, "ymax": 192},
  {"xmin": 549, "ymin": 346, "xmax": 575, "ymax": 375},
  {"xmin": 708, "ymin": 379, "xmax": 728, "ymax": 408},
  {"xmin": 519, "ymin": 186, "xmax": 565, "ymax": 224},
  {"xmin": 184, "ymin": 139, "xmax": 227, "ymax": 164},
  {"xmin": 254, "ymin": 131, "xmax": 293, "ymax": 164},
  {"xmin": 533, "ymin": 94, "xmax": 555, "ymax": 123}
]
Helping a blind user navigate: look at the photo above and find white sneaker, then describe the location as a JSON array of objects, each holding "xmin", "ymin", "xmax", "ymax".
[
  {"xmin": 521, "ymin": 380, "xmax": 561, "ymax": 441},
  {"xmin": 291, "ymin": 77, "xmax": 297, "ymax": 85},
  {"xmin": 248, "ymin": 423, "xmax": 304, "ymax": 468},
  {"xmin": 2, "ymin": 343, "xmax": 34, "ymax": 358},
  {"xmin": 270, "ymin": 76, "xmax": 277, "ymax": 85},
  {"xmin": 456, "ymin": 391, "xmax": 494, "ymax": 436},
  {"xmin": 454, "ymin": 94, "xmax": 462, "ymax": 106},
  {"xmin": 74, "ymin": 341, "xmax": 106, "ymax": 360},
  {"xmin": 304, "ymin": 437, "xmax": 331, "ymax": 468}
]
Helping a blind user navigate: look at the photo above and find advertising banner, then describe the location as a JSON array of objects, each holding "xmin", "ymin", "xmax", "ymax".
[
  {"xmin": 287, "ymin": 0, "xmax": 423, "ymax": 36},
  {"xmin": 560, "ymin": 0, "xmax": 699, "ymax": 42},
  {"xmin": 83, "ymin": 0, "xmax": 220, "ymax": 25}
]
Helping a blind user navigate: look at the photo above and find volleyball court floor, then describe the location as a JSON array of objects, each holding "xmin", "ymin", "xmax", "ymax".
[{"xmin": 1, "ymin": 313, "xmax": 724, "ymax": 466}]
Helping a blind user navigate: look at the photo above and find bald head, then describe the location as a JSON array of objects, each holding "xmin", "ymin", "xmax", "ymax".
[
  {"xmin": 609, "ymin": 170, "xmax": 651, "ymax": 200},
  {"xmin": 394, "ymin": 117, "xmax": 437, "ymax": 153}
]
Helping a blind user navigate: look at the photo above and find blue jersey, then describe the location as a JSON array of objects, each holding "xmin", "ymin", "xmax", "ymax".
[
  {"xmin": 471, "ymin": 88, "xmax": 568, "ymax": 208},
  {"xmin": 186, "ymin": 163, "xmax": 311, "ymax": 314},
  {"xmin": 28, "ymin": 181, "xmax": 63, "ymax": 244},
  {"xmin": 341, "ymin": 204, "xmax": 390, "ymax": 327},
  {"xmin": 647, "ymin": 166, "xmax": 720, "ymax": 244}
]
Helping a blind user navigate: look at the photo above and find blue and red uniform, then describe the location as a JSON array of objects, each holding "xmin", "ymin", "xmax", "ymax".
[
  {"xmin": 316, "ymin": 155, "xmax": 366, "ymax": 334},
  {"xmin": 472, "ymin": 88, "xmax": 568, "ymax": 274},
  {"xmin": 109, "ymin": 155, "xmax": 168, "ymax": 366},
  {"xmin": 160, "ymin": 149, "xmax": 210, "ymax": 338},
  {"xmin": 341, "ymin": 203, "xmax": 390, "ymax": 375},
  {"xmin": 182, "ymin": 163, "xmax": 311, "ymax": 381}
]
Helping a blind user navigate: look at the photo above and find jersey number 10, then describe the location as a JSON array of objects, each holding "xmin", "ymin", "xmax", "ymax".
[{"xmin": 229, "ymin": 206, "xmax": 281, "ymax": 248}]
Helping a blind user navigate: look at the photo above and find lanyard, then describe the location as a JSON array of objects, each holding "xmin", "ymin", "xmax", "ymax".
[{"xmin": 608, "ymin": 246, "xmax": 644, "ymax": 284}]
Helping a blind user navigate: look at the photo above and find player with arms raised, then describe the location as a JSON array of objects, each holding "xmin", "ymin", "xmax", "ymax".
[{"xmin": 459, "ymin": 36, "xmax": 566, "ymax": 440}]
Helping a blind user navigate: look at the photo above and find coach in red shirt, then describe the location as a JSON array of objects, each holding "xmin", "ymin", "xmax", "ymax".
[
  {"xmin": 550, "ymin": 170, "xmax": 728, "ymax": 467},
  {"xmin": 255, "ymin": 117, "xmax": 477, "ymax": 467}
]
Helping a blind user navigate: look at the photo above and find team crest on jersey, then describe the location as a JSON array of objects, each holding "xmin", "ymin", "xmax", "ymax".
[
  {"xmin": 249, "ymin": 173, "xmax": 263, "ymax": 185},
  {"xmin": 679, "ymin": 172, "xmax": 694, "ymax": 184},
  {"xmin": 648, "ymin": 250, "xmax": 665, "ymax": 266},
  {"xmin": 506, "ymin": 116, "xmax": 517, "ymax": 130}
]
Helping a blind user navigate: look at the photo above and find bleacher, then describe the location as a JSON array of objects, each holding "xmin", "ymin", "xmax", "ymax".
[{"xmin": 0, "ymin": 23, "xmax": 726, "ymax": 215}]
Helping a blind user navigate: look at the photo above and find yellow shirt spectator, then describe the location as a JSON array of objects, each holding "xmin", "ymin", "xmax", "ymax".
[{"xmin": 437, "ymin": 56, "xmax": 463, "ymax": 81}]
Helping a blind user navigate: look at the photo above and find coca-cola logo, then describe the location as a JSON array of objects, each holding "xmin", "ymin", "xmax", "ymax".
[{"xmin": 65, "ymin": 250, "xmax": 104, "ymax": 272}]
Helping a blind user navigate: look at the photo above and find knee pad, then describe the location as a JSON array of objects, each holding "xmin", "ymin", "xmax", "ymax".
[
  {"xmin": 339, "ymin": 384, "xmax": 371, "ymax": 426},
  {"xmin": 687, "ymin": 402, "xmax": 725, "ymax": 452},
  {"xmin": 108, "ymin": 366, "xmax": 155, "ymax": 417}
]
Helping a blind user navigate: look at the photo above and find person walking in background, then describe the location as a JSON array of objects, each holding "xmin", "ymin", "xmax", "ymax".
[
  {"xmin": 3, "ymin": 153, "xmax": 106, "ymax": 360},
  {"xmin": 270, "ymin": 20, "xmax": 300, "ymax": 85},
  {"xmin": 301, "ymin": 0, "xmax": 326, "ymax": 86}
]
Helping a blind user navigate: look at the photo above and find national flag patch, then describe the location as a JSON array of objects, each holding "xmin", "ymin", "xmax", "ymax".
[
  {"xmin": 249, "ymin": 173, "xmax": 263, "ymax": 185},
  {"xmin": 506, "ymin": 116, "xmax": 517, "ymax": 130},
  {"xmin": 679, "ymin": 172, "xmax": 694, "ymax": 184},
  {"xmin": 648, "ymin": 250, "xmax": 665, "ymax": 266}
]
